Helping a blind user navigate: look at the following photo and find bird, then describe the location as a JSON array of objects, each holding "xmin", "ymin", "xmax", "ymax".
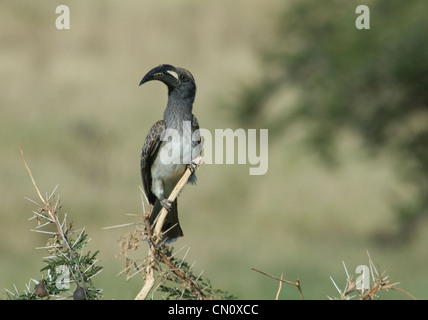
[{"xmin": 139, "ymin": 64, "xmax": 201, "ymax": 242}]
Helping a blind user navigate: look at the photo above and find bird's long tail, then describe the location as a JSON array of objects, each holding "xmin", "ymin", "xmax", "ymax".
[{"xmin": 149, "ymin": 199, "xmax": 183, "ymax": 242}]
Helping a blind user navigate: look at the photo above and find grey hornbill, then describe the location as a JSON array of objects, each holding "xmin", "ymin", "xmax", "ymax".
[{"xmin": 139, "ymin": 64, "xmax": 201, "ymax": 242}]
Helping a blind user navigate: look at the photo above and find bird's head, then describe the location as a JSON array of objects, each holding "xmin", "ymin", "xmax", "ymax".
[{"xmin": 139, "ymin": 64, "xmax": 196, "ymax": 100}]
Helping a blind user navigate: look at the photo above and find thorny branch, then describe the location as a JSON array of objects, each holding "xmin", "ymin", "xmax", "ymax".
[
  {"xmin": 20, "ymin": 144, "xmax": 62, "ymax": 235},
  {"xmin": 21, "ymin": 144, "xmax": 75, "ymax": 258},
  {"xmin": 329, "ymin": 252, "xmax": 417, "ymax": 300},
  {"xmin": 19, "ymin": 144, "xmax": 102, "ymax": 299}
]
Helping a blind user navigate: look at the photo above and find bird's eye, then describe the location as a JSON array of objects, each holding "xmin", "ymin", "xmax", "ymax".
[{"xmin": 179, "ymin": 74, "xmax": 189, "ymax": 82}]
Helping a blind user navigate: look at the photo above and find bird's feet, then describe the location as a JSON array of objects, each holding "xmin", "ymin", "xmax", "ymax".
[
  {"xmin": 186, "ymin": 160, "xmax": 199, "ymax": 174},
  {"xmin": 160, "ymin": 197, "xmax": 173, "ymax": 211}
]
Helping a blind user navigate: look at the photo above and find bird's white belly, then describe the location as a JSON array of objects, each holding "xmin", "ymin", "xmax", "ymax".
[
  {"xmin": 151, "ymin": 153, "xmax": 186, "ymax": 199},
  {"xmin": 152, "ymin": 158, "xmax": 186, "ymax": 182}
]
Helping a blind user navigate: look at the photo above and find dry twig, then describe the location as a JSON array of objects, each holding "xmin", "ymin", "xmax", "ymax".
[
  {"xmin": 251, "ymin": 267, "xmax": 304, "ymax": 300},
  {"xmin": 275, "ymin": 273, "xmax": 283, "ymax": 300}
]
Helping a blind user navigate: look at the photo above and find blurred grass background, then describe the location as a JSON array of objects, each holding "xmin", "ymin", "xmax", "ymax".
[{"xmin": 1, "ymin": 0, "xmax": 427, "ymax": 299}]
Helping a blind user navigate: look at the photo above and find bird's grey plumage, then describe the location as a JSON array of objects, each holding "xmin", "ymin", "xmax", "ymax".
[{"xmin": 140, "ymin": 64, "xmax": 201, "ymax": 241}]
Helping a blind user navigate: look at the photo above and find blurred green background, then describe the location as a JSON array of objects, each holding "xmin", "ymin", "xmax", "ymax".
[{"xmin": 1, "ymin": 0, "xmax": 427, "ymax": 299}]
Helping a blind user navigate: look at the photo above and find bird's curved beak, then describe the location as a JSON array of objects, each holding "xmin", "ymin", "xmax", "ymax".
[{"xmin": 139, "ymin": 64, "xmax": 179, "ymax": 88}]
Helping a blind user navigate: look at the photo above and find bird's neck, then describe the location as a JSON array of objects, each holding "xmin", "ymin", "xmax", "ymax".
[{"xmin": 164, "ymin": 93, "xmax": 194, "ymax": 130}]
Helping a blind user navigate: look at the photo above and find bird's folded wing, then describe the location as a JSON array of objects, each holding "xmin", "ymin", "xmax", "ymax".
[{"xmin": 140, "ymin": 119, "xmax": 166, "ymax": 204}]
